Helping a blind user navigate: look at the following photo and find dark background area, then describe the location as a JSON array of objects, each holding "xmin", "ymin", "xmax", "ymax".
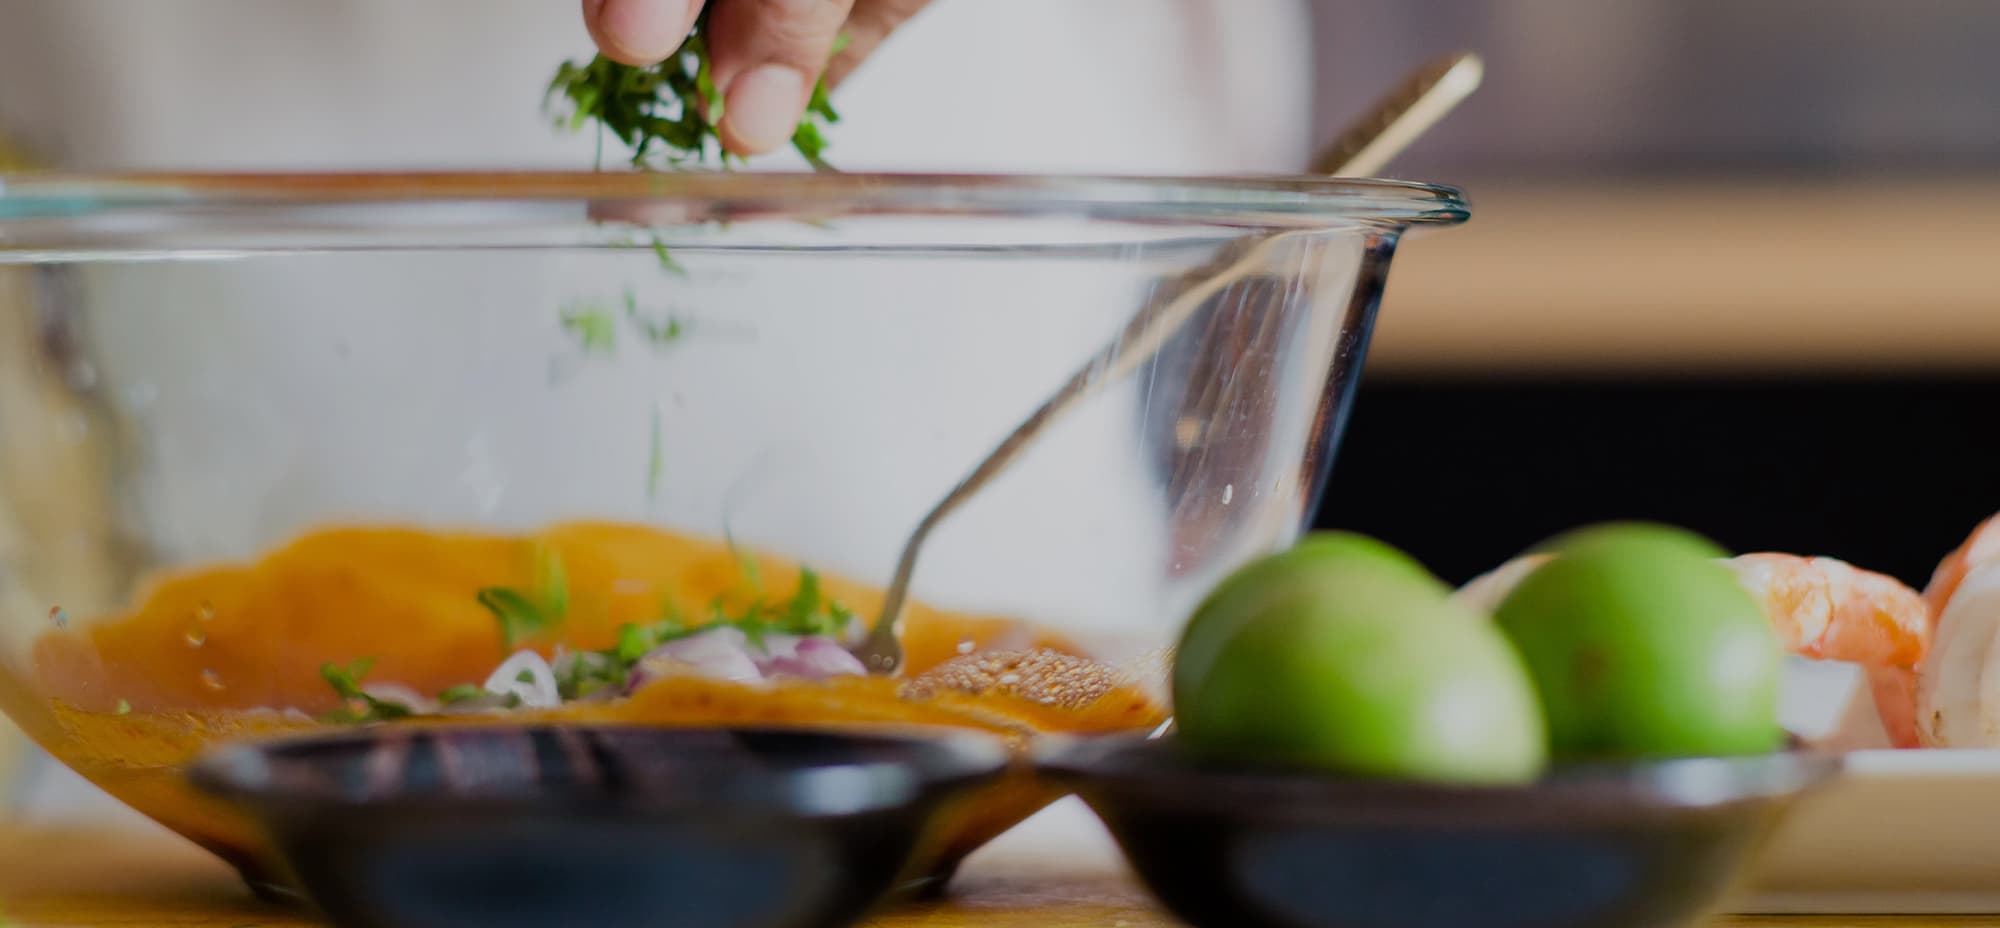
[
  {"xmin": 1313, "ymin": 374, "xmax": 2000, "ymax": 587},
  {"xmin": 1298, "ymin": 1, "xmax": 2000, "ymax": 585}
]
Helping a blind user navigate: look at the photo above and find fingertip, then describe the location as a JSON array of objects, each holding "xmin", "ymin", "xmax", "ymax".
[
  {"xmin": 584, "ymin": 0, "xmax": 700, "ymax": 66},
  {"xmin": 718, "ymin": 63, "xmax": 810, "ymax": 156}
]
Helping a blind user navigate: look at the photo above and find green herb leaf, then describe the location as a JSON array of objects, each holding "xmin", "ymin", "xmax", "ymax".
[
  {"xmin": 617, "ymin": 623, "xmax": 657, "ymax": 663},
  {"xmin": 478, "ymin": 587, "xmax": 551, "ymax": 649},
  {"xmin": 659, "ymin": 596, "xmax": 688, "ymax": 630},
  {"xmin": 552, "ymin": 649, "xmax": 627, "ymax": 701},
  {"xmin": 437, "ymin": 684, "xmax": 485, "ymax": 705},
  {"xmin": 779, "ymin": 568, "xmax": 825, "ymax": 634},
  {"xmin": 319, "ymin": 658, "xmax": 415, "ymax": 724},
  {"xmin": 113, "ymin": 699, "xmax": 132, "ymax": 716},
  {"xmin": 543, "ymin": 26, "xmax": 839, "ymax": 171},
  {"xmin": 724, "ymin": 527, "xmax": 763, "ymax": 593},
  {"xmin": 623, "ymin": 291, "xmax": 689, "ymax": 350},
  {"xmin": 647, "ymin": 404, "xmax": 665, "ymax": 500},
  {"xmin": 828, "ymin": 601, "xmax": 856, "ymax": 636},
  {"xmin": 321, "ymin": 658, "xmax": 376, "ymax": 700},
  {"xmin": 560, "ymin": 304, "xmax": 619, "ymax": 356},
  {"xmin": 534, "ymin": 543, "xmax": 570, "ymax": 619},
  {"xmin": 650, "ymin": 236, "xmax": 687, "ymax": 276},
  {"xmin": 736, "ymin": 610, "xmax": 768, "ymax": 649},
  {"xmin": 480, "ymin": 546, "xmax": 571, "ymax": 648}
]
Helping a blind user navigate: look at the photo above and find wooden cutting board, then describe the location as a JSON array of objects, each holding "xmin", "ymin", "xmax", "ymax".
[{"xmin": 0, "ymin": 822, "xmax": 1986, "ymax": 928}]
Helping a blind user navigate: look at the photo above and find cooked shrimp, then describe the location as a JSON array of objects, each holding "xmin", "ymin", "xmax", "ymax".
[
  {"xmin": 1923, "ymin": 513, "xmax": 2000, "ymax": 615},
  {"xmin": 1914, "ymin": 562, "xmax": 2000, "ymax": 747},
  {"xmin": 1454, "ymin": 551, "xmax": 1929, "ymax": 669},
  {"xmin": 1907, "ymin": 514, "xmax": 2000, "ymax": 747}
]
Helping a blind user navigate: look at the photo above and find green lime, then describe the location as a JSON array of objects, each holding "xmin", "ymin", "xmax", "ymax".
[
  {"xmin": 1494, "ymin": 537, "xmax": 1781, "ymax": 759},
  {"xmin": 1172, "ymin": 532, "xmax": 1447, "ymax": 705},
  {"xmin": 1175, "ymin": 559, "xmax": 1547, "ymax": 784},
  {"xmin": 1533, "ymin": 521, "xmax": 1732, "ymax": 561}
]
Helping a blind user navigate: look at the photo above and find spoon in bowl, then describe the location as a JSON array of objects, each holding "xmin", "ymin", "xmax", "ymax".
[{"xmin": 855, "ymin": 52, "xmax": 1486, "ymax": 674}]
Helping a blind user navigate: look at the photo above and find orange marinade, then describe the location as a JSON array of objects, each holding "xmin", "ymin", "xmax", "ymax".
[{"xmin": 12, "ymin": 521, "xmax": 1165, "ymax": 889}]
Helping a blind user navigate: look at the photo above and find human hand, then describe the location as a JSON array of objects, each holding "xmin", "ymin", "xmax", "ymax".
[{"xmin": 582, "ymin": 0, "xmax": 931, "ymax": 157}]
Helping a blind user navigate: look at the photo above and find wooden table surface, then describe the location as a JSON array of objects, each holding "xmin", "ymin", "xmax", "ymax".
[{"xmin": 0, "ymin": 823, "xmax": 1985, "ymax": 928}]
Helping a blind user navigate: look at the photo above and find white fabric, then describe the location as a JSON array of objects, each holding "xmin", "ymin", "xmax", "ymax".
[{"xmin": 0, "ymin": 0, "xmax": 1313, "ymax": 173}]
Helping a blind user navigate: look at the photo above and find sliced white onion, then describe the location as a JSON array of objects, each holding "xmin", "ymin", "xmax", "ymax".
[
  {"xmin": 482, "ymin": 649, "xmax": 562, "ymax": 709},
  {"xmin": 758, "ymin": 633, "xmax": 804, "ymax": 662}
]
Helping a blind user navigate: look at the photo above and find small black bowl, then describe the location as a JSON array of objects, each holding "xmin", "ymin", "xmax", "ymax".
[
  {"xmin": 1041, "ymin": 736, "xmax": 1840, "ymax": 928},
  {"xmin": 190, "ymin": 724, "xmax": 1012, "ymax": 928}
]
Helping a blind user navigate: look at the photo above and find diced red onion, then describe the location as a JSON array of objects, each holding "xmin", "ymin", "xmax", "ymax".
[
  {"xmin": 763, "ymin": 636, "xmax": 867, "ymax": 678},
  {"xmin": 627, "ymin": 626, "xmax": 765, "ymax": 692},
  {"xmin": 620, "ymin": 626, "xmax": 866, "ymax": 693}
]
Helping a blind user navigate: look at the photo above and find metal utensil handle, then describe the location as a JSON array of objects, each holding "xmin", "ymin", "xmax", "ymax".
[
  {"xmin": 863, "ymin": 234, "xmax": 1300, "ymax": 666},
  {"xmin": 862, "ymin": 52, "xmax": 1486, "ymax": 672},
  {"xmin": 1309, "ymin": 52, "xmax": 1484, "ymax": 178}
]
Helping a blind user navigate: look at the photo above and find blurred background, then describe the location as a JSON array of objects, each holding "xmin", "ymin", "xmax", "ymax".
[{"xmin": 1303, "ymin": 0, "xmax": 2000, "ymax": 586}]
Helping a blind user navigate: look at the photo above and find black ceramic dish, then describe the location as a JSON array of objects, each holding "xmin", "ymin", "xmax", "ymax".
[
  {"xmin": 1041, "ymin": 735, "xmax": 1840, "ymax": 928},
  {"xmin": 189, "ymin": 724, "xmax": 1012, "ymax": 928}
]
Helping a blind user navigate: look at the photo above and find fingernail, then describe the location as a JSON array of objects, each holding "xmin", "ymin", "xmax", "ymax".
[
  {"xmin": 594, "ymin": 0, "xmax": 689, "ymax": 65},
  {"xmin": 722, "ymin": 64, "xmax": 808, "ymax": 154}
]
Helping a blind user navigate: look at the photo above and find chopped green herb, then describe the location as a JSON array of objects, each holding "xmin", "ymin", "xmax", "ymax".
[
  {"xmin": 321, "ymin": 657, "xmax": 375, "ymax": 699},
  {"xmin": 617, "ymin": 623, "xmax": 658, "ymax": 663},
  {"xmin": 647, "ymin": 403, "xmax": 665, "ymax": 500},
  {"xmin": 651, "ymin": 236, "xmax": 687, "ymax": 276},
  {"xmin": 478, "ymin": 588, "xmax": 554, "ymax": 649},
  {"xmin": 113, "ymin": 699, "xmax": 131, "ymax": 716},
  {"xmin": 624, "ymin": 292, "xmax": 689, "ymax": 349},
  {"xmin": 437, "ymin": 684, "xmax": 485, "ymax": 705},
  {"xmin": 632, "ymin": 315, "xmax": 686, "ymax": 348},
  {"xmin": 734, "ymin": 604, "xmax": 770, "ymax": 649},
  {"xmin": 543, "ymin": 14, "xmax": 841, "ymax": 171},
  {"xmin": 552, "ymin": 649, "xmax": 626, "ymax": 701},
  {"xmin": 569, "ymin": 567, "xmax": 851, "ymax": 692},
  {"xmin": 561, "ymin": 304, "xmax": 619, "ymax": 355},
  {"xmin": 458, "ymin": 564, "xmax": 851, "ymax": 708},
  {"xmin": 724, "ymin": 527, "xmax": 763, "ymax": 593},
  {"xmin": 319, "ymin": 658, "xmax": 414, "ymax": 724},
  {"xmin": 480, "ymin": 545, "xmax": 571, "ymax": 648},
  {"xmin": 534, "ymin": 543, "xmax": 570, "ymax": 618},
  {"xmin": 779, "ymin": 568, "xmax": 823, "ymax": 632}
]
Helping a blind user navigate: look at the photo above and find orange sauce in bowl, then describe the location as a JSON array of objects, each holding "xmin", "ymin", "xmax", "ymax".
[{"xmin": 8, "ymin": 522, "xmax": 1166, "ymax": 891}]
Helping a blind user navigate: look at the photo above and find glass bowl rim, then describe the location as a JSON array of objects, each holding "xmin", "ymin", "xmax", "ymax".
[{"xmin": 0, "ymin": 170, "xmax": 1470, "ymax": 230}]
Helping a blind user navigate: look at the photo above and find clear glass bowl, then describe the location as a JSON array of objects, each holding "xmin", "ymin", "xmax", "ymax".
[{"xmin": 0, "ymin": 171, "xmax": 1467, "ymax": 893}]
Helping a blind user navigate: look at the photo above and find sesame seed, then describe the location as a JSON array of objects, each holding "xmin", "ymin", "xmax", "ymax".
[{"xmin": 901, "ymin": 648, "xmax": 1120, "ymax": 710}]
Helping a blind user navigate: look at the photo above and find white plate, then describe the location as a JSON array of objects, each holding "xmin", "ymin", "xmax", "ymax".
[
  {"xmin": 1744, "ymin": 747, "xmax": 2000, "ymax": 913},
  {"xmin": 1741, "ymin": 661, "xmax": 2000, "ymax": 913}
]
